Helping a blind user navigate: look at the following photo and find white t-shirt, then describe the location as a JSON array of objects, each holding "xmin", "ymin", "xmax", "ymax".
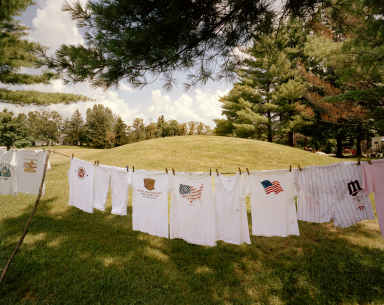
[
  {"xmin": 214, "ymin": 173, "xmax": 251, "ymax": 244},
  {"xmin": 244, "ymin": 169, "xmax": 300, "ymax": 237},
  {"xmin": 129, "ymin": 170, "xmax": 169, "ymax": 238},
  {"xmin": 68, "ymin": 158, "xmax": 95, "ymax": 213},
  {"xmin": 93, "ymin": 164, "xmax": 112, "ymax": 212},
  {"xmin": 0, "ymin": 150, "xmax": 17, "ymax": 196},
  {"xmin": 110, "ymin": 167, "xmax": 129, "ymax": 216},
  {"xmin": 169, "ymin": 172, "xmax": 216, "ymax": 246},
  {"xmin": 15, "ymin": 150, "xmax": 50, "ymax": 195}
]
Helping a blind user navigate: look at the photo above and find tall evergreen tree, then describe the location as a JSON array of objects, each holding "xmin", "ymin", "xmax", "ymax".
[
  {"xmin": 65, "ymin": 109, "xmax": 85, "ymax": 145},
  {"xmin": 0, "ymin": 1, "xmax": 92, "ymax": 105},
  {"xmin": 85, "ymin": 104, "xmax": 114, "ymax": 148},
  {"xmin": 114, "ymin": 116, "xmax": 128, "ymax": 146},
  {"xmin": 215, "ymin": 22, "xmax": 308, "ymax": 145}
]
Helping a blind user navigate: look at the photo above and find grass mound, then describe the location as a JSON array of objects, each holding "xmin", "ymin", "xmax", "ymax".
[{"xmin": 1, "ymin": 136, "xmax": 383, "ymax": 304}]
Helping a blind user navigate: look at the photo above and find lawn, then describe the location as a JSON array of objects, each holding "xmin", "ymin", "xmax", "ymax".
[{"xmin": 1, "ymin": 136, "xmax": 383, "ymax": 304}]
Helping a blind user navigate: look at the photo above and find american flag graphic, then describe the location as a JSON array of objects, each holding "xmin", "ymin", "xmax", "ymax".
[
  {"xmin": 260, "ymin": 180, "xmax": 284, "ymax": 195},
  {"xmin": 179, "ymin": 184, "xmax": 203, "ymax": 203}
]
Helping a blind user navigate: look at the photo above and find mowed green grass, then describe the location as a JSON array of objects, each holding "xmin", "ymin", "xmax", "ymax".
[{"xmin": 1, "ymin": 136, "xmax": 384, "ymax": 305}]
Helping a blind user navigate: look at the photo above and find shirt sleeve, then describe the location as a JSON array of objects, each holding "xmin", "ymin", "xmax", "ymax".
[
  {"xmin": 291, "ymin": 169, "xmax": 298, "ymax": 199},
  {"xmin": 127, "ymin": 170, "xmax": 132, "ymax": 186},
  {"xmin": 10, "ymin": 151, "xmax": 17, "ymax": 167},
  {"xmin": 167, "ymin": 173, "xmax": 172, "ymax": 193},
  {"xmin": 362, "ymin": 162, "xmax": 374, "ymax": 195},
  {"xmin": 240, "ymin": 173, "xmax": 250, "ymax": 198}
]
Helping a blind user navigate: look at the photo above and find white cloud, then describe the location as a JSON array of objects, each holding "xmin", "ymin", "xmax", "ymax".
[
  {"xmin": 119, "ymin": 83, "xmax": 135, "ymax": 93},
  {"xmin": 145, "ymin": 89, "xmax": 229, "ymax": 127},
  {"xmin": 30, "ymin": 0, "xmax": 85, "ymax": 52}
]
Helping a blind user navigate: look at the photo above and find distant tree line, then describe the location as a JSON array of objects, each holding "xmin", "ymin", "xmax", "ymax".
[{"xmin": 0, "ymin": 105, "xmax": 212, "ymax": 150}]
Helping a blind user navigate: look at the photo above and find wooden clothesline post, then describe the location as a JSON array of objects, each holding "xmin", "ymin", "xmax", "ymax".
[{"xmin": 0, "ymin": 143, "xmax": 51, "ymax": 285}]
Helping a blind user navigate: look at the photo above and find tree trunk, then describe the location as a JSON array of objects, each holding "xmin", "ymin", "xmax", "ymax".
[
  {"xmin": 336, "ymin": 135, "xmax": 343, "ymax": 158},
  {"xmin": 267, "ymin": 111, "xmax": 272, "ymax": 142},
  {"xmin": 304, "ymin": 137, "xmax": 308, "ymax": 147},
  {"xmin": 356, "ymin": 135, "xmax": 362, "ymax": 156},
  {"xmin": 314, "ymin": 141, "xmax": 319, "ymax": 151},
  {"xmin": 288, "ymin": 131, "xmax": 294, "ymax": 147}
]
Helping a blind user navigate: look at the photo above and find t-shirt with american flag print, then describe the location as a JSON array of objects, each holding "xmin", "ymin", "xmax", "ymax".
[
  {"xmin": 169, "ymin": 172, "xmax": 216, "ymax": 246},
  {"xmin": 243, "ymin": 169, "xmax": 300, "ymax": 237}
]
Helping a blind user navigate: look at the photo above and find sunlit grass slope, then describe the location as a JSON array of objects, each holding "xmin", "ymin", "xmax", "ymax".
[
  {"xmin": 1, "ymin": 136, "xmax": 384, "ymax": 305},
  {"xmin": 74, "ymin": 135, "xmax": 344, "ymax": 171}
]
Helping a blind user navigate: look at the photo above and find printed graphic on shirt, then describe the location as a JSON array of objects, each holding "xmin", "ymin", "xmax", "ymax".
[
  {"xmin": 260, "ymin": 180, "xmax": 284, "ymax": 194},
  {"xmin": 23, "ymin": 160, "xmax": 37, "ymax": 173},
  {"xmin": 76, "ymin": 167, "xmax": 87, "ymax": 179},
  {"xmin": 347, "ymin": 180, "xmax": 362, "ymax": 196},
  {"xmin": 0, "ymin": 163, "xmax": 11, "ymax": 179},
  {"xmin": 144, "ymin": 178, "xmax": 155, "ymax": 190},
  {"xmin": 179, "ymin": 184, "xmax": 203, "ymax": 204},
  {"xmin": 347, "ymin": 180, "xmax": 366, "ymax": 211}
]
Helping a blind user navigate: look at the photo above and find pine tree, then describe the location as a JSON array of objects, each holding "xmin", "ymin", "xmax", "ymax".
[
  {"xmin": 36, "ymin": 0, "xmax": 323, "ymax": 91},
  {"xmin": 114, "ymin": 117, "xmax": 128, "ymax": 146},
  {"xmin": 0, "ymin": 1, "xmax": 92, "ymax": 105},
  {"xmin": 215, "ymin": 22, "xmax": 309, "ymax": 145},
  {"xmin": 0, "ymin": 109, "xmax": 33, "ymax": 150},
  {"xmin": 85, "ymin": 104, "xmax": 114, "ymax": 148},
  {"xmin": 65, "ymin": 109, "xmax": 85, "ymax": 145}
]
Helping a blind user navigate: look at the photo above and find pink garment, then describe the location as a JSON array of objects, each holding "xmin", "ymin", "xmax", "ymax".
[{"xmin": 362, "ymin": 159, "xmax": 384, "ymax": 239}]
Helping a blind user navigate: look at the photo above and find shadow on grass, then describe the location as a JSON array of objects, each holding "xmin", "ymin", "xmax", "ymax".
[{"xmin": 1, "ymin": 204, "xmax": 384, "ymax": 305}]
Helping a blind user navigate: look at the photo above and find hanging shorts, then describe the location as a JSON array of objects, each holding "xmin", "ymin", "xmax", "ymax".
[{"xmin": 295, "ymin": 162, "xmax": 375, "ymax": 228}]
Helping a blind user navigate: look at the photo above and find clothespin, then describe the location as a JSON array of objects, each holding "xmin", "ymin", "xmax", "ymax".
[
  {"xmin": 94, "ymin": 161, "xmax": 97, "ymax": 166},
  {"xmin": 367, "ymin": 157, "xmax": 372, "ymax": 165},
  {"xmin": 216, "ymin": 169, "xmax": 219, "ymax": 176},
  {"xmin": 289, "ymin": 165, "xmax": 292, "ymax": 172},
  {"xmin": 210, "ymin": 169, "xmax": 211, "ymax": 176},
  {"xmin": 172, "ymin": 169, "xmax": 175, "ymax": 176},
  {"xmin": 357, "ymin": 159, "xmax": 360, "ymax": 165},
  {"xmin": 97, "ymin": 160, "xmax": 99, "ymax": 166},
  {"xmin": 238, "ymin": 167, "xmax": 241, "ymax": 174},
  {"xmin": 298, "ymin": 165, "xmax": 302, "ymax": 172},
  {"xmin": 133, "ymin": 165, "xmax": 135, "ymax": 172},
  {"xmin": 72, "ymin": 153, "xmax": 74, "ymax": 159},
  {"xmin": 246, "ymin": 168, "xmax": 250, "ymax": 175},
  {"xmin": 126, "ymin": 166, "xmax": 129, "ymax": 172},
  {"xmin": 165, "ymin": 168, "xmax": 168, "ymax": 174}
]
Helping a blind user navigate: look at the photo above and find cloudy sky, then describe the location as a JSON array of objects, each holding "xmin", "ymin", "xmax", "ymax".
[{"xmin": 1, "ymin": 0, "xmax": 231, "ymax": 127}]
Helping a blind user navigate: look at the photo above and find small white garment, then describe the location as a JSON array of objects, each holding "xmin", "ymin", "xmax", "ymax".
[
  {"xmin": 129, "ymin": 170, "xmax": 169, "ymax": 238},
  {"xmin": 214, "ymin": 173, "xmax": 251, "ymax": 245},
  {"xmin": 244, "ymin": 169, "xmax": 300, "ymax": 237},
  {"xmin": 93, "ymin": 165, "xmax": 129, "ymax": 215},
  {"xmin": 110, "ymin": 167, "xmax": 129, "ymax": 216},
  {"xmin": 15, "ymin": 150, "xmax": 50, "ymax": 195},
  {"xmin": 68, "ymin": 158, "xmax": 95, "ymax": 213},
  {"xmin": 0, "ymin": 150, "xmax": 17, "ymax": 196},
  {"xmin": 169, "ymin": 172, "xmax": 216, "ymax": 246},
  {"xmin": 93, "ymin": 164, "xmax": 112, "ymax": 212}
]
